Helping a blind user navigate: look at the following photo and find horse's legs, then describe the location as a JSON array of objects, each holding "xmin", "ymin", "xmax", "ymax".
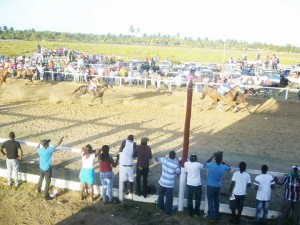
[
  {"xmin": 89, "ymin": 96, "xmax": 98, "ymax": 105},
  {"xmin": 72, "ymin": 93, "xmax": 83, "ymax": 103}
]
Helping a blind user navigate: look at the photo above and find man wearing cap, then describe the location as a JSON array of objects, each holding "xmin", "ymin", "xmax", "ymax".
[
  {"xmin": 36, "ymin": 135, "xmax": 66, "ymax": 200},
  {"xmin": 1, "ymin": 131, "xmax": 23, "ymax": 186},
  {"xmin": 275, "ymin": 165, "xmax": 300, "ymax": 225},
  {"xmin": 184, "ymin": 153, "xmax": 204, "ymax": 217},
  {"xmin": 119, "ymin": 134, "xmax": 136, "ymax": 195},
  {"xmin": 134, "ymin": 137, "xmax": 152, "ymax": 198}
]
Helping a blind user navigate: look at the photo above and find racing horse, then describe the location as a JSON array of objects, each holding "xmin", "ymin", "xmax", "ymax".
[
  {"xmin": 229, "ymin": 88, "xmax": 256, "ymax": 113},
  {"xmin": 16, "ymin": 68, "xmax": 37, "ymax": 85},
  {"xmin": 0, "ymin": 68, "xmax": 9, "ymax": 85},
  {"xmin": 200, "ymin": 85, "xmax": 245, "ymax": 112},
  {"xmin": 71, "ymin": 84, "xmax": 112, "ymax": 105}
]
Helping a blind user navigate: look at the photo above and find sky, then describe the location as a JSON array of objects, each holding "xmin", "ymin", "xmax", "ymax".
[{"xmin": 1, "ymin": 0, "xmax": 299, "ymax": 47}]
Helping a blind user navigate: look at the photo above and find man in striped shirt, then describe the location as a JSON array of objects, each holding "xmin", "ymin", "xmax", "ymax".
[
  {"xmin": 275, "ymin": 165, "xmax": 300, "ymax": 225},
  {"xmin": 155, "ymin": 150, "xmax": 180, "ymax": 217}
]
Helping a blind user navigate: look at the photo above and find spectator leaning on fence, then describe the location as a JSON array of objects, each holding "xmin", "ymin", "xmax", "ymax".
[
  {"xmin": 205, "ymin": 151, "xmax": 231, "ymax": 222},
  {"xmin": 79, "ymin": 144, "xmax": 99, "ymax": 202},
  {"xmin": 229, "ymin": 161, "xmax": 251, "ymax": 224},
  {"xmin": 254, "ymin": 164, "xmax": 275, "ymax": 225},
  {"xmin": 0, "ymin": 131, "xmax": 23, "ymax": 187},
  {"xmin": 99, "ymin": 145, "xmax": 119, "ymax": 204},
  {"xmin": 184, "ymin": 153, "xmax": 204, "ymax": 218},
  {"xmin": 275, "ymin": 165, "xmax": 300, "ymax": 225},
  {"xmin": 156, "ymin": 150, "xmax": 180, "ymax": 217},
  {"xmin": 36, "ymin": 135, "xmax": 67, "ymax": 200},
  {"xmin": 119, "ymin": 134, "xmax": 136, "ymax": 195},
  {"xmin": 134, "ymin": 137, "xmax": 152, "ymax": 198}
]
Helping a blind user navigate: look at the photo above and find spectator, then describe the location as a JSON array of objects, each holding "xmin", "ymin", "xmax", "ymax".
[
  {"xmin": 205, "ymin": 151, "xmax": 231, "ymax": 222},
  {"xmin": 229, "ymin": 161, "xmax": 251, "ymax": 224},
  {"xmin": 79, "ymin": 144, "xmax": 99, "ymax": 202},
  {"xmin": 156, "ymin": 150, "xmax": 180, "ymax": 217},
  {"xmin": 119, "ymin": 134, "xmax": 136, "ymax": 195},
  {"xmin": 99, "ymin": 145, "xmax": 119, "ymax": 204},
  {"xmin": 0, "ymin": 131, "xmax": 23, "ymax": 187},
  {"xmin": 275, "ymin": 165, "xmax": 300, "ymax": 225},
  {"xmin": 184, "ymin": 153, "xmax": 204, "ymax": 217},
  {"xmin": 36, "ymin": 135, "xmax": 66, "ymax": 200},
  {"xmin": 134, "ymin": 137, "xmax": 152, "ymax": 198},
  {"xmin": 254, "ymin": 164, "xmax": 275, "ymax": 225}
]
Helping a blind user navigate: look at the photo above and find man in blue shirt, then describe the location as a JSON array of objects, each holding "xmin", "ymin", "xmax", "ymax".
[
  {"xmin": 205, "ymin": 151, "xmax": 231, "ymax": 221},
  {"xmin": 36, "ymin": 135, "xmax": 66, "ymax": 200}
]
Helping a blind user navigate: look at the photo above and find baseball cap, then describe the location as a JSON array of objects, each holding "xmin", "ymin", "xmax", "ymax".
[{"xmin": 141, "ymin": 137, "xmax": 149, "ymax": 144}]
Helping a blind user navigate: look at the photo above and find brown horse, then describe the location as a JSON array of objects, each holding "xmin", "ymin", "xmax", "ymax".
[
  {"xmin": 233, "ymin": 88, "xmax": 256, "ymax": 113},
  {"xmin": 0, "ymin": 68, "xmax": 9, "ymax": 85},
  {"xmin": 16, "ymin": 68, "xmax": 37, "ymax": 85},
  {"xmin": 200, "ymin": 85, "xmax": 245, "ymax": 112},
  {"xmin": 71, "ymin": 84, "xmax": 112, "ymax": 105}
]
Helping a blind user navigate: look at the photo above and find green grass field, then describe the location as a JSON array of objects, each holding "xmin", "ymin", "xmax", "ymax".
[{"xmin": 1, "ymin": 40, "xmax": 300, "ymax": 66}]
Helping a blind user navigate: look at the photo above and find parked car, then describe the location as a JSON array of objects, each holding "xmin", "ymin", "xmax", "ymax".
[
  {"xmin": 262, "ymin": 70, "xmax": 281, "ymax": 86},
  {"xmin": 163, "ymin": 72, "xmax": 186, "ymax": 86},
  {"xmin": 207, "ymin": 64, "xmax": 219, "ymax": 71}
]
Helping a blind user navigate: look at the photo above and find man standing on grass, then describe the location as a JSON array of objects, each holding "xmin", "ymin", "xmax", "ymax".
[
  {"xmin": 1, "ymin": 131, "xmax": 23, "ymax": 187},
  {"xmin": 36, "ymin": 135, "xmax": 67, "ymax": 200},
  {"xmin": 254, "ymin": 164, "xmax": 275, "ymax": 225},
  {"xmin": 135, "ymin": 137, "xmax": 152, "ymax": 198},
  {"xmin": 229, "ymin": 161, "xmax": 251, "ymax": 224},
  {"xmin": 275, "ymin": 165, "xmax": 300, "ymax": 225},
  {"xmin": 156, "ymin": 150, "xmax": 180, "ymax": 217},
  {"xmin": 205, "ymin": 151, "xmax": 231, "ymax": 222}
]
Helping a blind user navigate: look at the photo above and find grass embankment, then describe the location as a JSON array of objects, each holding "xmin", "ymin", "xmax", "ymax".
[{"xmin": 1, "ymin": 40, "xmax": 300, "ymax": 65}]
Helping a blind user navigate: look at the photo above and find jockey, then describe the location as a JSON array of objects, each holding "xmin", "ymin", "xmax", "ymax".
[
  {"xmin": 217, "ymin": 78, "xmax": 232, "ymax": 95},
  {"xmin": 89, "ymin": 77, "xmax": 99, "ymax": 95}
]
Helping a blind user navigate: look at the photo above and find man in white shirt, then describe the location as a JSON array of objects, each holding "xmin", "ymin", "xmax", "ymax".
[
  {"xmin": 254, "ymin": 165, "xmax": 275, "ymax": 225},
  {"xmin": 229, "ymin": 161, "xmax": 251, "ymax": 224},
  {"xmin": 184, "ymin": 154, "xmax": 204, "ymax": 217}
]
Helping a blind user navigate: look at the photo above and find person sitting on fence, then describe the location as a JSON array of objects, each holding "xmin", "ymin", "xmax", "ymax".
[{"xmin": 217, "ymin": 78, "xmax": 232, "ymax": 95}]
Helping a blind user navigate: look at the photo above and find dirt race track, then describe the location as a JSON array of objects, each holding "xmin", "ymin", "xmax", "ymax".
[{"xmin": 0, "ymin": 79, "xmax": 299, "ymax": 225}]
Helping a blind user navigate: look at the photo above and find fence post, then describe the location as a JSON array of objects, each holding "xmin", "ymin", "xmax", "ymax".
[
  {"xmin": 118, "ymin": 152, "xmax": 124, "ymax": 202},
  {"xmin": 178, "ymin": 167, "xmax": 186, "ymax": 211},
  {"xmin": 285, "ymin": 88, "xmax": 289, "ymax": 100},
  {"xmin": 204, "ymin": 185, "xmax": 208, "ymax": 215}
]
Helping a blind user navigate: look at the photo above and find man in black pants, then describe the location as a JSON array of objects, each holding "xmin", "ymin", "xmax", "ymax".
[
  {"xmin": 135, "ymin": 137, "xmax": 152, "ymax": 198},
  {"xmin": 1, "ymin": 132, "xmax": 23, "ymax": 187}
]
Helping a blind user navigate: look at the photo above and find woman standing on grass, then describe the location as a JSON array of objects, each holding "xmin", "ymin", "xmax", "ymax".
[
  {"xmin": 79, "ymin": 144, "xmax": 98, "ymax": 202},
  {"xmin": 99, "ymin": 145, "xmax": 119, "ymax": 204}
]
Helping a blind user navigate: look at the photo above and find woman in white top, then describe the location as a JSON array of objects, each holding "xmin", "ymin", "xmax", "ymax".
[{"xmin": 79, "ymin": 144, "xmax": 99, "ymax": 202}]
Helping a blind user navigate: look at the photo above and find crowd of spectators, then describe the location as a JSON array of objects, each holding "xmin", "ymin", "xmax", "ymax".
[{"xmin": 1, "ymin": 126, "xmax": 299, "ymax": 225}]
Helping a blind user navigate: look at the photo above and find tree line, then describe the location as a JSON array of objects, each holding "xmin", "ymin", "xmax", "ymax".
[{"xmin": 0, "ymin": 25, "xmax": 299, "ymax": 53}]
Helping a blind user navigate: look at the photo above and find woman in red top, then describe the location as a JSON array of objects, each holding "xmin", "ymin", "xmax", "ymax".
[{"xmin": 99, "ymin": 145, "xmax": 119, "ymax": 204}]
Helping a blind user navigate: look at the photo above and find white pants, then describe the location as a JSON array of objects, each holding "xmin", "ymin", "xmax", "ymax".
[
  {"xmin": 120, "ymin": 165, "xmax": 135, "ymax": 182},
  {"xmin": 6, "ymin": 159, "xmax": 19, "ymax": 185}
]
